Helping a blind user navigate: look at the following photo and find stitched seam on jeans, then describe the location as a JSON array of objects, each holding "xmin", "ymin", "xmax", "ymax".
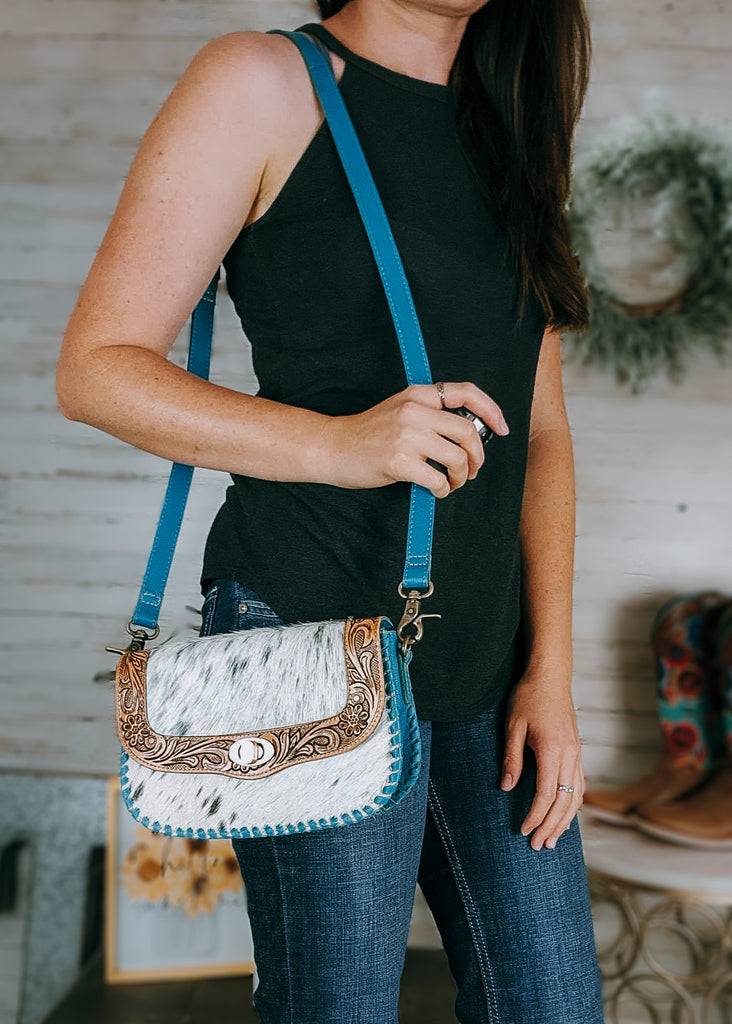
[
  {"xmin": 428, "ymin": 782, "xmax": 501, "ymax": 1024},
  {"xmin": 269, "ymin": 839, "xmax": 295, "ymax": 1024}
]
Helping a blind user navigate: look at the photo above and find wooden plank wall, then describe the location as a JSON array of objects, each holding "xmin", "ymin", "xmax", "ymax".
[{"xmin": 1, "ymin": 0, "xmax": 730, "ymax": 781}]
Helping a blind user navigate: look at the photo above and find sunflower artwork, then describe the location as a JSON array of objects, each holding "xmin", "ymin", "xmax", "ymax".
[
  {"xmin": 105, "ymin": 779, "xmax": 255, "ymax": 983},
  {"xmin": 121, "ymin": 831, "xmax": 242, "ymax": 917}
]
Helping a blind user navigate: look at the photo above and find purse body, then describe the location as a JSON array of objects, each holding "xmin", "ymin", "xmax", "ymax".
[{"xmin": 118, "ymin": 617, "xmax": 421, "ymax": 837}]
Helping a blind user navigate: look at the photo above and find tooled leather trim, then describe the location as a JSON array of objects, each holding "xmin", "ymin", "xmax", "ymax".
[{"xmin": 115, "ymin": 617, "xmax": 387, "ymax": 779}]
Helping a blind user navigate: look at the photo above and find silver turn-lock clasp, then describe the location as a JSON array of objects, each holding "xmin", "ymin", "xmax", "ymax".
[{"xmin": 397, "ymin": 581, "xmax": 441, "ymax": 657}]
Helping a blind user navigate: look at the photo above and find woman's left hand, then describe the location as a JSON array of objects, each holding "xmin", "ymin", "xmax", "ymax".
[{"xmin": 500, "ymin": 668, "xmax": 584, "ymax": 851}]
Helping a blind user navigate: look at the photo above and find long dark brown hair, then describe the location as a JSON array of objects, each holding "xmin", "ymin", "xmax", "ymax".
[{"xmin": 315, "ymin": 0, "xmax": 592, "ymax": 331}]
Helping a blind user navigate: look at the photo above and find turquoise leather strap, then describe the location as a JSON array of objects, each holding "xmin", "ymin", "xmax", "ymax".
[
  {"xmin": 132, "ymin": 272, "xmax": 219, "ymax": 630},
  {"xmin": 131, "ymin": 30, "xmax": 435, "ymax": 632},
  {"xmin": 274, "ymin": 31, "xmax": 436, "ymax": 594}
]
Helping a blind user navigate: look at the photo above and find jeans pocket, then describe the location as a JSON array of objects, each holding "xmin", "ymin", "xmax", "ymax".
[
  {"xmin": 200, "ymin": 579, "xmax": 286, "ymax": 638},
  {"xmin": 199, "ymin": 584, "xmax": 219, "ymax": 637},
  {"xmin": 234, "ymin": 584, "xmax": 286, "ymax": 631}
]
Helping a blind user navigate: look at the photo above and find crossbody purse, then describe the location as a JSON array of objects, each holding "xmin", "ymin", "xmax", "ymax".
[{"xmin": 110, "ymin": 31, "xmax": 441, "ymax": 840}]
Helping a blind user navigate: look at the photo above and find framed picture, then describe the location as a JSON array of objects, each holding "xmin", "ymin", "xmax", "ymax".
[{"xmin": 104, "ymin": 778, "xmax": 255, "ymax": 983}]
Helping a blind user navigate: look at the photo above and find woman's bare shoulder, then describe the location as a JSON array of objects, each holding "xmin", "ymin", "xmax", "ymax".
[
  {"xmin": 56, "ymin": 29, "xmax": 322, "ymax": 368},
  {"xmin": 175, "ymin": 30, "xmax": 327, "ymax": 228},
  {"xmin": 177, "ymin": 30, "xmax": 314, "ymax": 121}
]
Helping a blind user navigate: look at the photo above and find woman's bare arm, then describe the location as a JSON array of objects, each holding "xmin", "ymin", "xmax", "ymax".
[
  {"xmin": 57, "ymin": 32, "xmax": 334, "ymax": 481},
  {"xmin": 517, "ymin": 327, "xmax": 576, "ymax": 679},
  {"xmin": 501, "ymin": 327, "xmax": 584, "ymax": 850}
]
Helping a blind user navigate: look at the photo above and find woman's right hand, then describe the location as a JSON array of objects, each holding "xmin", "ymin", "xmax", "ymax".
[{"xmin": 322, "ymin": 382, "xmax": 509, "ymax": 498}]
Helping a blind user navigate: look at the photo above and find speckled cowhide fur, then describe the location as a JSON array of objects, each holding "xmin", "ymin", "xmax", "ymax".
[{"xmin": 116, "ymin": 617, "xmax": 415, "ymax": 837}]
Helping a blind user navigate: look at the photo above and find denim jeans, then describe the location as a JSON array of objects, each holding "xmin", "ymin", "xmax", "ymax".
[{"xmin": 201, "ymin": 579, "xmax": 604, "ymax": 1024}]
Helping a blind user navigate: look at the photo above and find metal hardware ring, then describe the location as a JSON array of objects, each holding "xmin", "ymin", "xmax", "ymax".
[
  {"xmin": 398, "ymin": 580, "xmax": 434, "ymax": 599},
  {"xmin": 126, "ymin": 619, "xmax": 160, "ymax": 641}
]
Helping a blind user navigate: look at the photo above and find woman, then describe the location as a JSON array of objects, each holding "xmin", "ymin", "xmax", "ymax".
[{"xmin": 57, "ymin": 1, "xmax": 603, "ymax": 1021}]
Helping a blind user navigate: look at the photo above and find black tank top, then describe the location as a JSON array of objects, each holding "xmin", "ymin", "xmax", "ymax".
[{"xmin": 202, "ymin": 22, "xmax": 546, "ymax": 721}]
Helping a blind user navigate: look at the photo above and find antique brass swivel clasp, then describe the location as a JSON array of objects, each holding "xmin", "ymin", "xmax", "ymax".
[
  {"xmin": 105, "ymin": 619, "xmax": 160, "ymax": 656},
  {"xmin": 397, "ymin": 581, "xmax": 441, "ymax": 658}
]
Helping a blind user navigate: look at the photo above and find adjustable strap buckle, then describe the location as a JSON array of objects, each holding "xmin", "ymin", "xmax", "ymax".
[{"xmin": 396, "ymin": 581, "xmax": 441, "ymax": 658}]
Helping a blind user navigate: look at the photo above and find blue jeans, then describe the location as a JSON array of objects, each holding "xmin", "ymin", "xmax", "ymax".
[{"xmin": 201, "ymin": 579, "xmax": 604, "ymax": 1024}]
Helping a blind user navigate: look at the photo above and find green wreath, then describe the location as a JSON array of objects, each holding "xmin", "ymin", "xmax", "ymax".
[{"xmin": 566, "ymin": 112, "xmax": 732, "ymax": 391}]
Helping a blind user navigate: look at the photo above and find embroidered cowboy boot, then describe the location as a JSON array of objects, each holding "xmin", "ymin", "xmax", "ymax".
[
  {"xmin": 633, "ymin": 600, "xmax": 732, "ymax": 847},
  {"xmin": 583, "ymin": 591, "xmax": 728, "ymax": 826}
]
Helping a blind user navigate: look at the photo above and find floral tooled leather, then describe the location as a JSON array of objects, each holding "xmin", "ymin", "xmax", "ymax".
[{"xmin": 115, "ymin": 617, "xmax": 387, "ymax": 779}]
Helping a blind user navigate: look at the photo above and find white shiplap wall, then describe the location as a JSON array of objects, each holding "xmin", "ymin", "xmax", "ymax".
[
  {"xmin": 1, "ymin": 0, "xmax": 731, "ymax": 781},
  {"xmin": 567, "ymin": 0, "xmax": 732, "ymax": 781}
]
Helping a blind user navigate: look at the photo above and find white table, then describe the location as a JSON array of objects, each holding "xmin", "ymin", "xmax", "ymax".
[{"xmin": 580, "ymin": 814, "xmax": 732, "ymax": 1023}]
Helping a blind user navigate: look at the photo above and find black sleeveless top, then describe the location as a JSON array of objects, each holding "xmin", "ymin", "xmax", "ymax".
[{"xmin": 201, "ymin": 22, "xmax": 546, "ymax": 721}]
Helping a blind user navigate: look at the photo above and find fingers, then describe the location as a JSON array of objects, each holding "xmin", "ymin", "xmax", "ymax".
[
  {"xmin": 409, "ymin": 458, "xmax": 454, "ymax": 499},
  {"xmin": 501, "ymin": 716, "xmax": 527, "ymax": 792},
  {"xmin": 418, "ymin": 382, "xmax": 510, "ymax": 438},
  {"xmin": 394, "ymin": 384, "xmax": 508, "ymax": 492},
  {"xmin": 520, "ymin": 753, "xmax": 584, "ymax": 852},
  {"xmin": 427, "ymin": 432, "xmax": 473, "ymax": 489},
  {"xmin": 535, "ymin": 776, "xmax": 584, "ymax": 851},
  {"xmin": 388, "ymin": 448, "xmax": 452, "ymax": 498},
  {"xmin": 432, "ymin": 410, "xmax": 487, "ymax": 481},
  {"xmin": 385, "ymin": 384, "xmax": 508, "ymax": 497}
]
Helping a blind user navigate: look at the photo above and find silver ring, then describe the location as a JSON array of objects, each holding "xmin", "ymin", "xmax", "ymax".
[
  {"xmin": 435, "ymin": 381, "xmax": 447, "ymax": 408},
  {"xmin": 557, "ymin": 784, "xmax": 575, "ymax": 794}
]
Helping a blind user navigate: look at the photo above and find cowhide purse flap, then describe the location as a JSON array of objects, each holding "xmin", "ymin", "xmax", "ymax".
[
  {"xmin": 116, "ymin": 616, "xmax": 418, "ymax": 837},
  {"xmin": 116, "ymin": 617, "xmax": 388, "ymax": 780}
]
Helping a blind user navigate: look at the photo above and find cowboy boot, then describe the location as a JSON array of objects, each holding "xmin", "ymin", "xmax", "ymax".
[
  {"xmin": 719, "ymin": 601, "xmax": 732, "ymax": 763},
  {"xmin": 583, "ymin": 591, "xmax": 728, "ymax": 826},
  {"xmin": 633, "ymin": 601, "xmax": 732, "ymax": 847}
]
